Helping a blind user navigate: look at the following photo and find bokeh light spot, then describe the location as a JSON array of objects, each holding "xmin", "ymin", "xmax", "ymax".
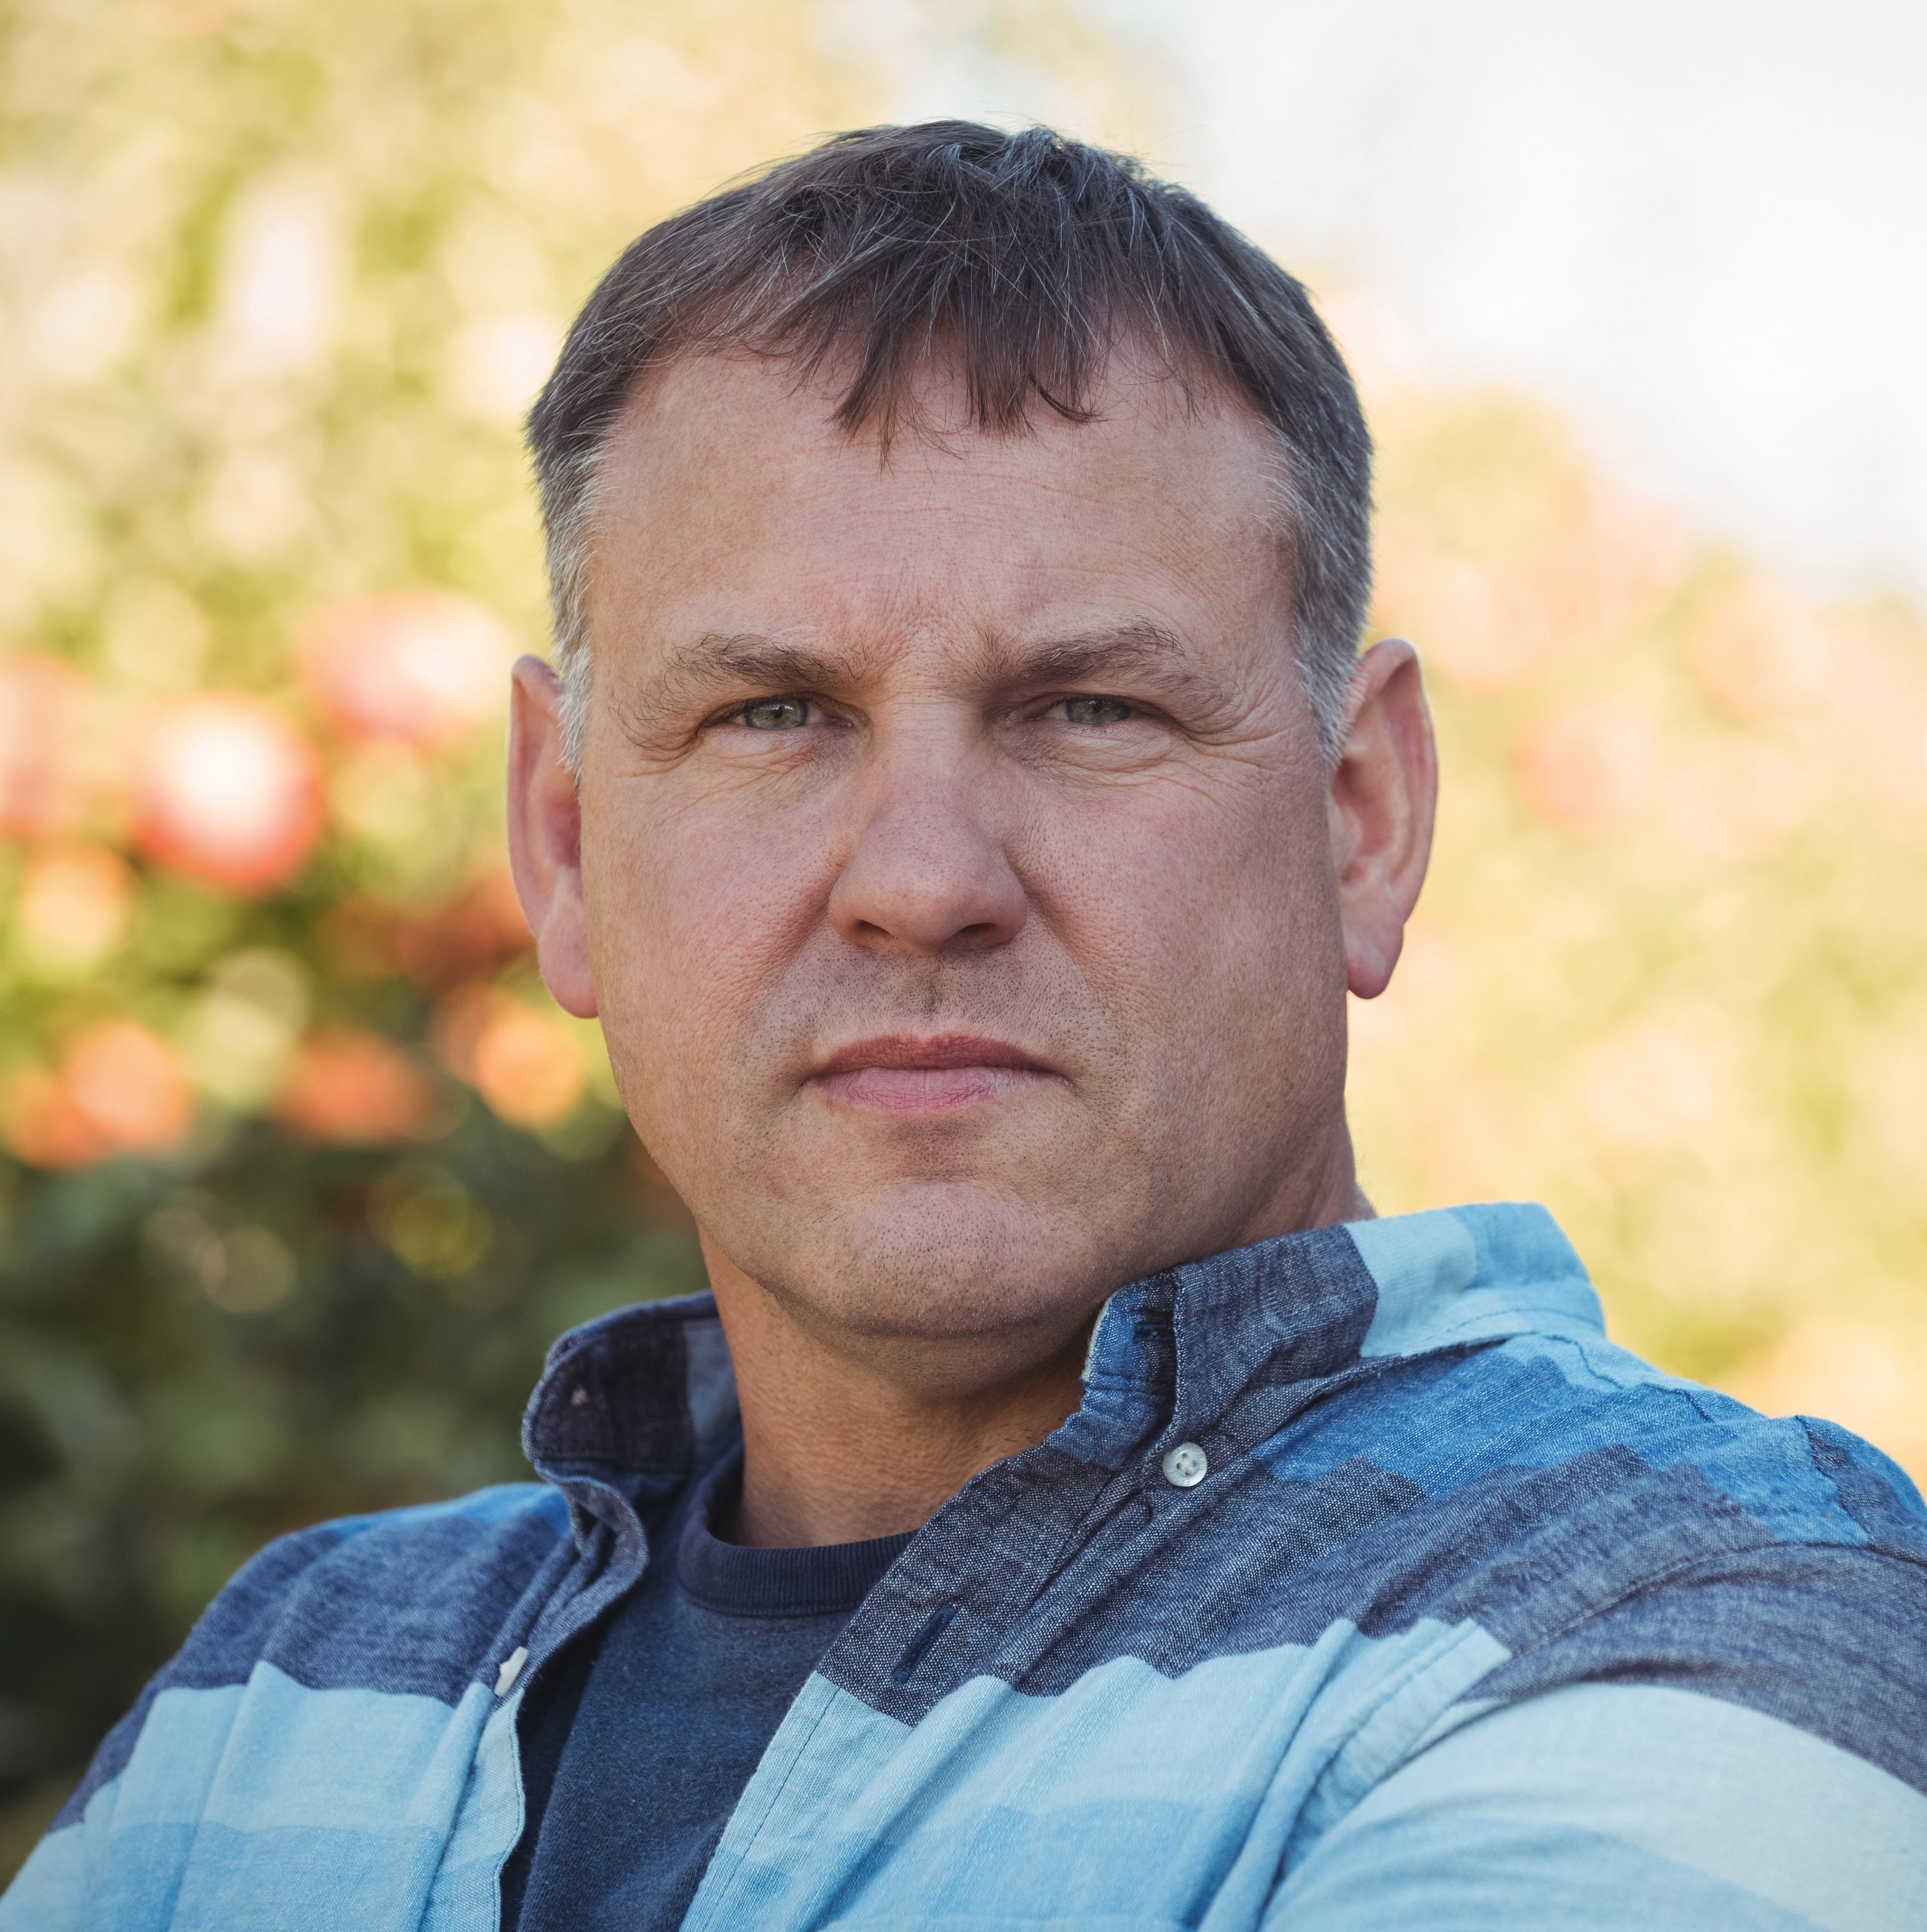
[{"xmin": 131, "ymin": 694, "xmax": 325, "ymax": 893}]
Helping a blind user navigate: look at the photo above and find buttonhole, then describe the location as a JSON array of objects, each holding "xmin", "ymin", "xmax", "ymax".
[{"xmin": 890, "ymin": 1603, "xmax": 960, "ymax": 1685}]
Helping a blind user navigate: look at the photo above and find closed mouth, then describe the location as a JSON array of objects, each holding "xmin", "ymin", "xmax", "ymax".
[{"xmin": 806, "ymin": 1034, "xmax": 1065, "ymax": 1112}]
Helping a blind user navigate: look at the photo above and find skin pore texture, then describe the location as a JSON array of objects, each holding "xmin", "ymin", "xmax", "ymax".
[{"xmin": 506, "ymin": 346, "xmax": 1437, "ymax": 1546}]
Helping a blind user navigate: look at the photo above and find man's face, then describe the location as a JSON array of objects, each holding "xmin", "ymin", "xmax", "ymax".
[{"xmin": 540, "ymin": 349, "xmax": 1370, "ymax": 1351}]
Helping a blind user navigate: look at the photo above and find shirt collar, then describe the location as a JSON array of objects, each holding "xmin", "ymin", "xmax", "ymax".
[{"xmin": 522, "ymin": 1201, "xmax": 1602, "ymax": 1489}]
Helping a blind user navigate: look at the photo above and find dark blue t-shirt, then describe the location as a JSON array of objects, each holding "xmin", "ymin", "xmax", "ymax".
[{"xmin": 500, "ymin": 1449, "xmax": 911, "ymax": 1931}]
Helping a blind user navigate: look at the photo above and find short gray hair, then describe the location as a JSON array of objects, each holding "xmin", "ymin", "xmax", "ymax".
[{"xmin": 527, "ymin": 121, "xmax": 1372, "ymax": 770}]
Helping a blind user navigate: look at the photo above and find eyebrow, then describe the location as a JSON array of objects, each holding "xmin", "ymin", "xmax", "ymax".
[
  {"xmin": 659, "ymin": 632, "xmax": 854, "ymax": 702},
  {"xmin": 995, "ymin": 618, "xmax": 1231, "ymax": 711},
  {"xmin": 622, "ymin": 614, "xmax": 1216, "ymax": 737},
  {"xmin": 1011, "ymin": 617, "xmax": 1182, "ymax": 685}
]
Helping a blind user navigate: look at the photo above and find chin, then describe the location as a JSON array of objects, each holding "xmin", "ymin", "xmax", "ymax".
[{"xmin": 754, "ymin": 1179, "xmax": 1128, "ymax": 1344}]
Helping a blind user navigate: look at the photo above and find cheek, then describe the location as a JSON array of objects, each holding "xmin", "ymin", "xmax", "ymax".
[
  {"xmin": 1037, "ymin": 769, "xmax": 1341, "ymax": 1051},
  {"xmin": 579, "ymin": 786, "xmax": 838, "ymax": 1094}
]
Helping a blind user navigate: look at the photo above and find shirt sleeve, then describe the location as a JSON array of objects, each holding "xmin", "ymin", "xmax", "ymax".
[
  {"xmin": 1263, "ymin": 1679, "xmax": 1927, "ymax": 1931},
  {"xmin": 0, "ymin": 1521, "xmax": 346, "ymax": 1932}
]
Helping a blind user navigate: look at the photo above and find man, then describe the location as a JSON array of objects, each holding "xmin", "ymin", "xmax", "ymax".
[{"xmin": 7, "ymin": 121, "xmax": 1925, "ymax": 1932}]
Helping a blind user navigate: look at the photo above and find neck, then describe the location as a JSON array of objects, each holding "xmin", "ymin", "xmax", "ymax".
[
  {"xmin": 706, "ymin": 1258, "xmax": 1092, "ymax": 1546},
  {"xmin": 705, "ymin": 1135, "xmax": 1372, "ymax": 1549}
]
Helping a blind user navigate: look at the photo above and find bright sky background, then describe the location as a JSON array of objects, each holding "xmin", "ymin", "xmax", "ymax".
[{"xmin": 874, "ymin": 0, "xmax": 1927, "ymax": 610}]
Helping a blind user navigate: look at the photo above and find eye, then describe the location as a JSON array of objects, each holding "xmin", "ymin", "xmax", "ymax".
[
  {"xmin": 1053, "ymin": 695, "xmax": 1138, "ymax": 727},
  {"xmin": 738, "ymin": 696, "xmax": 813, "ymax": 731}
]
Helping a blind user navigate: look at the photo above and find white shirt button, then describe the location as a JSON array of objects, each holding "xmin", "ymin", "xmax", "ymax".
[{"xmin": 1162, "ymin": 1441, "xmax": 1209, "ymax": 1488}]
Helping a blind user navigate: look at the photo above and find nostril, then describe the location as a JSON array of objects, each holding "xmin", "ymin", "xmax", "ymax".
[{"xmin": 826, "ymin": 811, "xmax": 1028, "ymax": 955}]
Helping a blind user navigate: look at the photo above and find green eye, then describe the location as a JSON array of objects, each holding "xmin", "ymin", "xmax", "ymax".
[
  {"xmin": 1059, "ymin": 696, "xmax": 1136, "ymax": 727},
  {"xmin": 741, "ymin": 697, "xmax": 811, "ymax": 731}
]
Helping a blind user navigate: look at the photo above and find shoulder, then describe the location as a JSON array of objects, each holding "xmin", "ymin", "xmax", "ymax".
[
  {"xmin": 1280, "ymin": 1320, "xmax": 1927, "ymax": 1793},
  {"xmin": 176, "ymin": 1481, "xmax": 572, "ymax": 1697},
  {"xmin": 1284, "ymin": 1203, "xmax": 1922, "ymax": 1573},
  {"xmin": 1265, "ymin": 1347, "xmax": 1927, "ymax": 1922},
  {"xmin": 54, "ymin": 1481, "xmax": 570, "ymax": 1831},
  {"xmin": 1274, "ymin": 1305, "xmax": 1927, "ymax": 1563}
]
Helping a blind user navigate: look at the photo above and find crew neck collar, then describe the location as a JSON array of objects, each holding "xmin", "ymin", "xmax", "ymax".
[{"xmin": 675, "ymin": 1447, "xmax": 914, "ymax": 1618}]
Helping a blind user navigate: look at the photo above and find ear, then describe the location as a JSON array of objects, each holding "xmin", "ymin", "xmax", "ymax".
[
  {"xmin": 1326, "ymin": 638, "xmax": 1437, "ymax": 999},
  {"xmin": 506, "ymin": 654, "xmax": 598, "ymax": 1019}
]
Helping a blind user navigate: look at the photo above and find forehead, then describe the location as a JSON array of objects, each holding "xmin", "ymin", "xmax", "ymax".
[{"xmin": 586, "ymin": 345, "xmax": 1289, "ymax": 648}]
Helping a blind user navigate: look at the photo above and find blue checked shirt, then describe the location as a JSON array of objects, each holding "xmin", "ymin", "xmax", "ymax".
[{"xmin": 7, "ymin": 1202, "xmax": 1926, "ymax": 1929}]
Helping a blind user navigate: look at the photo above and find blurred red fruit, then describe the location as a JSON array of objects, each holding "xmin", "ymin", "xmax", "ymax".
[
  {"xmin": 4, "ymin": 1020, "xmax": 198, "ymax": 1166},
  {"xmin": 132, "ymin": 694, "xmax": 324, "ymax": 892},
  {"xmin": 0, "ymin": 654, "xmax": 93, "ymax": 840},
  {"xmin": 298, "ymin": 591, "xmax": 512, "ymax": 749},
  {"xmin": 0, "ymin": 1068, "xmax": 106, "ymax": 1168},
  {"xmin": 66, "ymin": 1020, "xmax": 195, "ymax": 1153},
  {"xmin": 432, "ymin": 983, "xmax": 584, "ymax": 1128},
  {"xmin": 275, "ymin": 1028, "xmax": 438, "ymax": 1144}
]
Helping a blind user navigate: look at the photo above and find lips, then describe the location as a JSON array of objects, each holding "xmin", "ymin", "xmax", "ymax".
[{"xmin": 807, "ymin": 1033, "xmax": 1064, "ymax": 1112}]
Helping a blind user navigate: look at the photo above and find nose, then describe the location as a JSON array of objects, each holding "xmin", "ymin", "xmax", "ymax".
[{"xmin": 827, "ymin": 754, "xmax": 1028, "ymax": 957}]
